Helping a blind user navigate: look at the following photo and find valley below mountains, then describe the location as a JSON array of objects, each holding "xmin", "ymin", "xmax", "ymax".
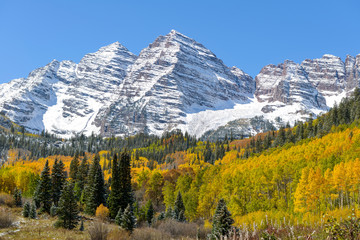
[{"xmin": 0, "ymin": 30, "xmax": 359, "ymax": 138}]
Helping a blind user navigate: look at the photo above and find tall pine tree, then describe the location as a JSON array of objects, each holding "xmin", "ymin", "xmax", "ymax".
[
  {"xmin": 69, "ymin": 151, "xmax": 79, "ymax": 180},
  {"xmin": 85, "ymin": 153, "xmax": 106, "ymax": 215},
  {"xmin": 35, "ymin": 160, "xmax": 52, "ymax": 213},
  {"xmin": 174, "ymin": 191, "xmax": 186, "ymax": 222},
  {"xmin": 52, "ymin": 159, "xmax": 66, "ymax": 206},
  {"xmin": 107, "ymin": 153, "xmax": 121, "ymax": 219},
  {"xmin": 118, "ymin": 151, "xmax": 133, "ymax": 212},
  {"xmin": 55, "ymin": 182, "xmax": 79, "ymax": 229}
]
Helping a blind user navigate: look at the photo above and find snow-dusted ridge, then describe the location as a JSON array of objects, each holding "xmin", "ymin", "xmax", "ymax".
[{"xmin": 0, "ymin": 30, "xmax": 359, "ymax": 138}]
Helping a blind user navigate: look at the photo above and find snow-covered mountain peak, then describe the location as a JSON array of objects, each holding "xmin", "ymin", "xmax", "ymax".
[{"xmin": 0, "ymin": 31, "xmax": 359, "ymax": 139}]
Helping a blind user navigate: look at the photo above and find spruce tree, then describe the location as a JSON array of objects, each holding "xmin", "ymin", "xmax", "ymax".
[
  {"xmin": 79, "ymin": 219, "xmax": 84, "ymax": 231},
  {"xmin": 107, "ymin": 153, "xmax": 121, "ymax": 219},
  {"xmin": 146, "ymin": 200, "xmax": 154, "ymax": 226},
  {"xmin": 23, "ymin": 202, "xmax": 30, "ymax": 218},
  {"xmin": 30, "ymin": 202, "xmax": 37, "ymax": 219},
  {"xmin": 13, "ymin": 187, "xmax": 22, "ymax": 207},
  {"xmin": 56, "ymin": 182, "xmax": 79, "ymax": 229},
  {"xmin": 115, "ymin": 208, "xmax": 123, "ymax": 226},
  {"xmin": 50, "ymin": 203, "xmax": 57, "ymax": 217},
  {"xmin": 69, "ymin": 152, "xmax": 79, "ymax": 180},
  {"xmin": 36, "ymin": 160, "xmax": 52, "ymax": 213},
  {"xmin": 85, "ymin": 153, "xmax": 106, "ymax": 215},
  {"xmin": 75, "ymin": 155, "xmax": 89, "ymax": 200},
  {"xmin": 211, "ymin": 199, "xmax": 234, "ymax": 239},
  {"xmin": 165, "ymin": 206, "xmax": 174, "ymax": 219},
  {"xmin": 174, "ymin": 191, "xmax": 186, "ymax": 222},
  {"xmin": 118, "ymin": 151, "xmax": 133, "ymax": 212},
  {"xmin": 52, "ymin": 159, "xmax": 66, "ymax": 206},
  {"xmin": 120, "ymin": 204, "xmax": 136, "ymax": 233}
]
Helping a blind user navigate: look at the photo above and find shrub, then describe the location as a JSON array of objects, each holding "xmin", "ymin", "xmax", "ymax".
[
  {"xmin": 0, "ymin": 193, "xmax": 14, "ymax": 208},
  {"xmin": 88, "ymin": 221, "xmax": 109, "ymax": 240},
  {"xmin": 107, "ymin": 228, "xmax": 130, "ymax": 240},
  {"xmin": 156, "ymin": 219, "xmax": 198, "ymax": 238},
  {"xmin": 95, "ymin": 204, "xmax": 109, "ymax": 221},
  {"xmin": 0, "ymin": 209, "xmax": 14, "ymax": 228},
  {"xmin": 131, "ymin": 227, "xmax": 170, "ymax": 240}
]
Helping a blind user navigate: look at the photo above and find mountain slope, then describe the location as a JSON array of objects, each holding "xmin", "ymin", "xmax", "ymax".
[
  {"xmin": 0, "ymin": 43, "xmax": 136, "ymax": 137},
  {"xmin": 0, "ymin": 30, "xmax": 359, "ymax": 138},
  {"xmin": 97, "ymin": 30, "xmax": 255, "ymax": 136}
]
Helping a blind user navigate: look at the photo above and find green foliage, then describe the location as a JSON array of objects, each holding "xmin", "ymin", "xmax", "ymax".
[
  {"xmin": 115, "ymin": 208, "xmax": 123, "ymax": 226},
  {"xmin": 107, "ymin": 153, "xmax": 121, "ymax": 219},
  {"xmin": 119, "ymin": 204, "xmax": 136, "ymax": 233},
  {"xmin": 69, "ymin": 152, "xmax": 79, "ymax": 180},
  {"xmin": 13, "ymin": 187, "xmax": 22, "ymax": 207},
  {"xmin": 36, "ymin": 160, "xmax": 52, "ymax": 213},
  {"xmin": 23, "ymin": 202, "xmax": 30, "ymax": 218},
  {"xmin": 51, "ymin": 159, "xmax": 66, "ymax": 205},
  {"xmin": 55, "ymin": 182, "xmax": 79, "ymax": 229},
  {"xmin": 210, "ymin": 199, "xmax": 234, "ymax": 239},
  {"xmin": 174, "ymin": 191, "xmax": 186, "ymax": 222},
  {"xmin": 79, "ymin": 219, "xmax": 84, "ymax": 231},
  {"xmin": 30, "ymin": 202, "xmax": 37, "ymax": 219},
  {"xmin": 146, "ymin": 200, "xmax": 154, "ymax": 226},
  {"xmin": 50, "ymin": 203, "xmax": 57, "ymax": 217},
  {"xmin": 118, "ymin": 151, "xmax": 133, "ymax": 212},
  {"xmin": 85, "ymin": 153, "xmax": 105, "ymax": 215}
]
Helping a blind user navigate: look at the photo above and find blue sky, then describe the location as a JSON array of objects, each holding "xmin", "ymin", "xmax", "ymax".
[{"xmin": 0, "ymin": 0, "xmax": 359, "ymax": 84}]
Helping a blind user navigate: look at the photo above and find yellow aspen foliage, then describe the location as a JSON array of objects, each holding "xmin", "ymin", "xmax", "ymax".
[{"xmin": 95, "ymin": 204, "xmax": 109, "ymax": 221}]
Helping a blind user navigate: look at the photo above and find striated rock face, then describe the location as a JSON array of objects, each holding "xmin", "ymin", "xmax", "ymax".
[
  {"xmin": 256, "ymin": 54, "xmax": 360, "ymax": 112},
  {"xmin": 97, "ymin": 30, "xmax": 255, "ymax": 136},
  {"xmin": 301, "ymin": 54, "xmax": 346, "ymax": 95},
  {"xmin": 255, "ymin": 60, "xmax": 327, "ymax": 111},
  {"xmin": 0, "ymin": 43, "xmax": 136, "ymax": 137},
  {"xmin": 345, "ymin": 54, "xmax": 360, "ymax": 91},
  {"xmin": 0, "ymin": 30, "xmax": 359, "ymax": 138}
]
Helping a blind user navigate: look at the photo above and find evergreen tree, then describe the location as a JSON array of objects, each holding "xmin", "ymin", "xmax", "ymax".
[
  {"xmin": 50, "ymin": 203, "xmax": 57, "ymax": 217},
  {"xmin": 107, "ymin": 153, "xmax": 121, "ymax": 219},
  {"xmin": 52, "ymin": 159, "xmax": 66, "ymax": 205},
  {"xmin": 210, "ymin": 199, "xmax": 234, "ymax": 239},
  {"xmin": 146, "ymin": 200, "xmax": 154, "ymax": 226},
  {"xmin": 115, "ymin": 208, "xmax": 123, "ymax": 226},
  {"xmin": 79, "ymin": 219, "xmax": 84, "ymax": 231},
  {"xmin": 69, "ymin": 152, "xmax": 79, "ymax": 180},
  {"xmin": 30, "ymin": 202, "xmax": 37, "ymax": 219},
  {"xmin": 120, "ymin": 204, "xmax": 136, "ymax": 233},
  {"xmin": 85, "ymin": 153, "xmax": 106, "ymax": 215},
  {"xmin": 118, "ymin": 151, "xmax": 133, "ymax": 212},
  {"xmin": 13, "ymin": 187, "xmax": 22, "ymax": 207},
  {"xmin": 75, "ymin": 155, "xmax": 89, "ymax": 200},
  {"xmin": 23, "ymin": 202, "xmax": 30, "ymax": 218},
  {"xmin": 174, "ymin": 191, "xmax": 186, "ymax": 222},
  {"xmin": 56, "ymin": 182, "xmax": 79, "ymax": 229},
  {"xmin": 36, "ymin": 160, "xmax": 52, "ymax": 213}
]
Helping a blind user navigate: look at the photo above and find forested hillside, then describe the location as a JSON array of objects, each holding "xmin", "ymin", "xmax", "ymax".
[{"xmin": 2, "ymin": 89, "xmax": 360, "ymax": 239}]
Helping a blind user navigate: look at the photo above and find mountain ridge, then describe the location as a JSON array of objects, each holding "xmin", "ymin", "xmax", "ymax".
[{"xmin": 0, "ymin": 30, "xmax": 359, "ymax": 138}]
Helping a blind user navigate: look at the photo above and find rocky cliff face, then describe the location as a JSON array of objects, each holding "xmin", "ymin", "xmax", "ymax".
[
  {"xmin": 0, "ymin": 30, "xmax": 359, "ymax": 138},
  {"xmin": 0, "ymin": 43, "xmax": 136, "ymax": 137},
  {"xmin": 97, "ymin": 30, "xmax": 255, "ymax": 136},
  {"xmin": 255, "ymin": 60, "xmax": 328, "ymax": 115}
]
